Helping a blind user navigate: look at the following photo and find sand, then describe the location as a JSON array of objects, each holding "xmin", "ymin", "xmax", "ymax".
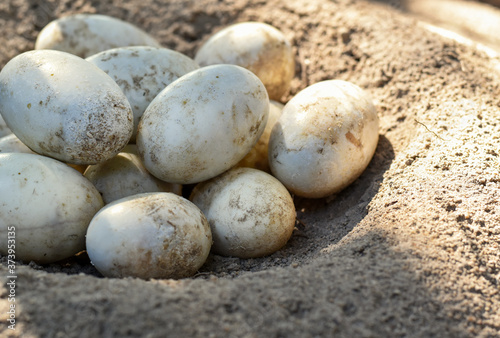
[{"xmin": 0, "ymin": 0, "xmax": 499, "ymax": 337}]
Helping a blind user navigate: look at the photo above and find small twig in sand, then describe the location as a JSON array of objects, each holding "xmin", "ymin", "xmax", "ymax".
[
  {"xmin": 294, "ymin": 218, "xmax": 309, "ymax": 238},
  {"xmin": 414, "ymin": 119, "xmax": 445, "ymax": 140},
  {"xmin": 296, "ymin": 218, "xmax": 307, "ymax": 228}
]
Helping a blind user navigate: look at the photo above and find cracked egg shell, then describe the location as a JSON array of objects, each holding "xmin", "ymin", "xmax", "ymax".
[
  {"xmin": 85, "ymin": 192, "xmax": 212, "ymax": 279},
  {"xmin": 0, "ymin": 50, "xmax": 134, "ymax": 165},
  {"xmin": 136, "ymin": 64, "xmax": 269, "ymax": 184},
  {"xmin": 195, "ymin": 22, "xmax": 294, "ymax": 101},
  {"xmin": 269, "ymin": 80, "xmax": 379, "ymax": 198},
  {"xmin": 86, "ymin": 46, "xmax": 199, "ymax": 142},
  {"xmin": 190, "ymin": 167, "xmax": 296, "ymax": 258},
  {"xmin": 84, "ymin": 149, "xmax": 182, "ymax": 204},
  {"xmin": 35, "ymin": 14, "xmax": 161, "ymax": 58},
  {"xmin": 0, "ymin": 153, "xmax": 104, "ymax": 263}
]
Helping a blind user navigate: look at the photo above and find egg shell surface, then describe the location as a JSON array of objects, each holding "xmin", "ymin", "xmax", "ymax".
[
  {"xmin": 0, "ymin": 50, "xmax": 134, "ymax": 165},
  {"xmin": 236, "ymin": 100, "xmax": 283, "ymax": 172},
  {"xmin": 0, "ymin": 153, "xmax": 104, "ymax": 263},
  {"xmin": 190, "ymin": 167, "xmax": 296, "ymax": 258},
  {"xmin": 84, "ymin": 150, "xmax": 182, "ymax": 204},
  {"xmin": 85, "ymin": 192, "xmax": 212, "ymax": 279},
  {"xmin": 86, "ymin": 46, "xmax": 199, "ymax": 142},
  {"xmin": 0, "ymin": 114, "xmax": 11, "ymax": 138},
  {"xmin": 195, "ymin": 22, "xmax": 295, "ymax": 101},
  {"xmin": 269, "ymin": 80, "xmax": 379, "ymax": 198},
  {"xmin": 0, "ymin": 135, "xmax": 88, "ymax": 172},
  {"xmin": 136, "ymin": 64, "xmax": 269, "ymax": 184},
  {"xmin": 0, "ymin": 134, "xmax": 36, "ymax": 154},
  {"xmin": 35, "ymin": 14, "xmax": 161, "ymax": 58}
]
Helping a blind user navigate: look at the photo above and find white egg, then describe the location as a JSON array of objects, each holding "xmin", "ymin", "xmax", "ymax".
[
  {"xmin": 0, "ymin": 114, "xmax": 12, "ymax": 138},
  {"xmin": 0, "ymin": 50, "xmax": 134, "ymax": 165},
  {"xmin": 236, "ymin": 100, "xmax": 283, "ymax": 172},
  {"xmin": 136, "ymin": 64, "xmax": 269, "ymax": 184},
  {"xmin": 0, "ymin": 134, "xmax": 36, "ymax": 154},
  {"xmin": 0, "ymin": 134, "xmax": 88, "ymax": 173},
  {"xmin": 84, "ymin": 149, "xmax": 182, "ymax": 204},
  {"xmin": 86, "ymin": 46, "xmax": 199, "ymax": 142},
  {"xmin": 190, "ymin": 167, "xmax": 296, "ymax": 258},
  {"xmin": 35, "ymin": 14, "xmax": 161, "ymax": 58},
  {"xmin": 0, "ymin": 153, "xmax": 104, "ymax": 263},
  {"xmin": 85, "ymin": 192, "xmax": 212, "ymax": 279},
  {"xmin": 195, "ymin": 22, "xmax": 295, "ymax": 101},
  {"xmin": 269, "ymin": 80, "xmax": 379, "ymax": 198}
]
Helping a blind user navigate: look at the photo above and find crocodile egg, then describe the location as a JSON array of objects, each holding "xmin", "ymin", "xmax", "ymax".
[
  {"xmin": 236, "ymin": 100, "xmax": 283, "ymax": 172},
  {"xmin": 269, "ymin": 80, "xmax": 379, "ymax": 198},
  {"xmin": 0, "ymin": 153, "xmax": 103, "ymax": 263},
  {"xmin": 84, "ymin": 149, "xmax": 182, "ymax": 204},
  {"xmin": 190, "ymin": 167, "xmax": 296, "ymax": 258},
  {"xmin": 35, "ymin": 14, "xmax": 161, "ymax": 58},
  {"xmin": 136, "ymin": 64, "xmax": 269, "ymax": 184},
  {"xmin": 0, "ymin": 50, "xmax": 134, "ymax": 165},
  {"xmin": 195, "ymin": 22, "xmax": 295, "ymax": 101},
  {"xmin": 86, "ymin": 192, "xmax": 212, "ymax": 279},
  {"xmin": 86, "ymin": 46, "xmax": 199, "ymax": 142}
]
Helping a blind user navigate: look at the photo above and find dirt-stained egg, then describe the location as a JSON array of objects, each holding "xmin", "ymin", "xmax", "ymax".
[
  {"xmin": 190, "ymin": 167, "xmax": 296, "ymax": 258},
  {"xmin": 0, "ymin": 153, "xmax": 104, "ymax": 263},
  {"xmin": 84, "ymin": 148, "xmax": 182, "ymax": 204},
  {"xmin": 236, "ymin": 100, "xmax": 283, "ymax": 172},
  {"xmin": 0, "ymin": 50, "xmax": 134, "ymax": 165},
  {"xmin": 195, "ymin": 22, "xmax": 295, "ymax": 101},
  {"xmin": 86, "ymin": 46, "xmax": 199, "ymax": 142},
  {"xmin": 85, "ymin": 192, "xmax": 212, "ymax": 279},
  {"xmin": 35, "ymin": 14, "xmax": 161, "ymax": 58},
  {"xmin": 269, "ymin": 80, "xmax": 379, "ymax": 198},
  {"xmin": 136, "ymin": 64, "xmax": 269, "ymax": 184},
  {"xmin": 0, "ymin": 134, "xmax": 87, "ymax": 173}
]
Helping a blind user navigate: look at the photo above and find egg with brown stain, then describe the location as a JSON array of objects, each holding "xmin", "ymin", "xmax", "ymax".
[
  {"xmin": 86, "ymin": 46, "xmax": 199, "ymax": 142},
  {"xmin": 190, "ymin": 167, "xmax": 296, "ymax": 258},
  {"xmin": 85, "ymin": 192, "xmax": 212, "ymax": 279},
  {"xmin": 136, "ymin": 64, "xmax": 269, "ymax": 184},
  {"xmin": 0, "ymin": 153, "xmax": 104, "ymax": 263},
  {"xmin": 195, "ymin": 22, "xmax": 294, "ymax": 101},
  {"xmin": 268, "ymin": 80, "xmax": 379, "ymax": 198},
  {"xmin": 0, "ymin": 50, "xmax": 134, "ymax": 165}
]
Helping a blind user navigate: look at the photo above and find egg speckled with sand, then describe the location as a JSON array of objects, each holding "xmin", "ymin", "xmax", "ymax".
[
  {"xmin": 136, "ymin": 64, "xmax": 269, "ymax": 184},
  {"xmin": 0, "ymin": 153, "xmax": 104, "ymax": 263},
  {"xmin": 0, "ymin": 50, "xmax": 134, "ymax": 165},
  {"xmin": 268, "ymin": 80, "xmax": 379, "ymax": 198},
  {"xmin": 86, "ymin": 46, "xmax": 199, "ymax": 142},
  {"xmin": 190, "ymin": 167, "xmax": 296, "ymax": 258},
  {"xmin": 85, "ymin": 192, "xmax": 212, "ymax": 279},
  {"xmin": 195, "ymin": 22, "xmax": 294, "ymax": 101}
]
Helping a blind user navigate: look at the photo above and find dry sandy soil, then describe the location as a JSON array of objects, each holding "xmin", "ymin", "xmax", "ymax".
[{"xmin": 1, "ymin": 0, "xmax": 500, "ymax": 337}]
